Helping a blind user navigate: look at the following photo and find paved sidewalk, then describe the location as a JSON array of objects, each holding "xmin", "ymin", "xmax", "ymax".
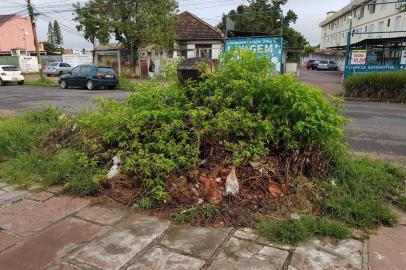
[{"xmin": 0, "ymin": 182, "xmax": 405, "ymax": 270}]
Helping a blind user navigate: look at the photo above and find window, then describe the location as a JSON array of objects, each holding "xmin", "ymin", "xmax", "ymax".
[
  {"xmin": 71, "ymin": 67, "xmax": 81, "ymax": 75},
  {"xmin": 2, "ymin": 66, "xmax": 19, "ymax": 71},
  {"xmin": 387, "ymin": 19, "xmax": 391, "ymax": 27},
  {"xmin": 381, "ymin": 0, "xmax": 387, "ymax": 10},
  {"xmin": 365, "ymin": 25, "xmax": 368, "ymax": 32},
  {"xmin": 49, "ymin": 63, "xmax": 58, "ymax": 67},
  {"xmin": 60, "ymin": 63, "xmax": 71, "ymax": 67},
  {"xmin": 369, "ymin": 24, "xmax": 374, "ymax": 37},
  {"xmin": 395, "ymin": 16, "xmax": 401, "ymax": 31},
  {"xmin": 368, "ymin": 1, "xmax": 376, "ymax": 14},
  {"xmin": 378, "ymin": 21, "xmax": 384, "ymax": 37},
  {"xmin": 359, "ymin": 7, "xmax": 365, "ymax": 18}
]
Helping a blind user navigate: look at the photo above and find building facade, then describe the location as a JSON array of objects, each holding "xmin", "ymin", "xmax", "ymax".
[
  {"xmin": 0, "ymin": 14, "xmax": 44, "ymax": 55},
  {"xmin": 320, "ymin": 0, "xmax": 406, "ymax": 49},
  {"xmin": 94, "ymin": 11, "xmax": 224, "ymax": 77}
]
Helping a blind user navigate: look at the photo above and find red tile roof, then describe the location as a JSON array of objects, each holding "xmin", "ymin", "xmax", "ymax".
[{"xmin": 175, "ymin": 11, "xmax": 223, "ymax": 41}]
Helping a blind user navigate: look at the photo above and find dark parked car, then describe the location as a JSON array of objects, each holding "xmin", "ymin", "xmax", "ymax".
[
  {"xmin": 311, "ymin": 60, "xmax": 320, "ymax": 70},
  {"xmin": 58, "ymin": 65, "xmax": 118, "ymax": 90},
  {"xmin": 306, "ymin": 60, "xmax": 316, "ymax": 69}
]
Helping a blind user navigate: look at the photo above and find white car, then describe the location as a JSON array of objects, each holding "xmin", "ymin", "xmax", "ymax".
[{"xmin": 0, "ymin": 65, "xmax": 24, "ymax": 86}]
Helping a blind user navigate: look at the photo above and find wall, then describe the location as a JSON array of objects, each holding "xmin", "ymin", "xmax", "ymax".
[
  {"xmin": 301, "ymin": 53, "xmax": 346, "ymax": 71},
  {"xmin": 0, "ymin": 56, "xmax": 19, "ymax": 66},
  {"xmin": 320, "ymin": 1, "xmax": 406, "ymax": 49},
  {"xmin": 0, "ymin": 15, "xmax": 42, "ymax": 53},
  {"xmin": 18, "ymin": 56, "xmax": 39, "ymax": 73}
]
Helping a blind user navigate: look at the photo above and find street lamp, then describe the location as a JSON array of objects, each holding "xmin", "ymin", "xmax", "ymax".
[
  {"xmin": 345, "ymin": 15, "xmax": 354, "ymax": 66},
  {"xmin": 20, "ymin": 26, "xmax": 29, "ymax": 54}
]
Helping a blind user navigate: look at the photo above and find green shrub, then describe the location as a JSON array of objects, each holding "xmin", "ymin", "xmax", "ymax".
[
  {"xmin": 257, "ymin": 216, "xmax": 350, "ymax": 244},
  {"xmin": 78, "ymin": 50, "xmax": 346, "ymax": 200},
  {"xmin": 0, "ymin": 107, "xmax": 60, "ymax": 159},
  {"xmin": 323, "ymin": 158, "xmax": 405, "ymax": 228},
  {"xmin": 343, "ymin": 72, "xmax": 406, "ymax": 100}
]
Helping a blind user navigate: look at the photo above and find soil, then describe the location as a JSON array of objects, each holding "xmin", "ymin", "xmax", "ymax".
[{"xmin": 100, "ymin": 146, "xmax": 323, "ymax": 228}]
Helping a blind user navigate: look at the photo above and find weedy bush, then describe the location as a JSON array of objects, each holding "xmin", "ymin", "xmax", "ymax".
[
  {"xmin": 78, "ymin": 50, "xmax": 346, "ymax": 200},
  {"xmin": 343, "ymin": 72, "xmax": 406, "ymax": 101},
  {"xmin": 256, "ymin": 216, "xmax": 350, "ymax": 244}
]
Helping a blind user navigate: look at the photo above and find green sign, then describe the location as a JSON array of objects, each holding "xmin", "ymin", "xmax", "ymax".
[{"xmin": 225, "ymin": 36, "xmax": 283, "ymax": 74}]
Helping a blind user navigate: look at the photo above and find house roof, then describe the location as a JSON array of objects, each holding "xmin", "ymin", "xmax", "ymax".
[
  {"xmin": 319, "ymin": 0, "xmax": 369, "ymax": 27},
  {"xmin": 175, "ymin": 11, "xmax": 223, "ymax": 41},
  {"xmin": 94, "ymin": 11, "xmax": 224, "ymax": 51},
  {"xmin": 0, "ymin": 14, "xmax": 18, "ymax": 27}
]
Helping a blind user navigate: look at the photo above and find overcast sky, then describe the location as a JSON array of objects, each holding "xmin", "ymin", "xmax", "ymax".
[{"xmin": 1, "ymin": 0, "xmax": 347, "ymax": 49}]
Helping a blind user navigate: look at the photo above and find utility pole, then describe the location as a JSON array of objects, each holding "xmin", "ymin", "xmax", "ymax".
[{"xmin": 27, "ymin": 0, "xmax": 45, "ymax": 80}]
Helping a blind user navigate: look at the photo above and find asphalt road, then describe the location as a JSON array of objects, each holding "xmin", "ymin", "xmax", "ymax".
[
  {"xmin": 298, "ymin": 68, "xmax": 406, "ymax": 165},
  {"xmin": 0, "ymin": 85, "xmax": 131, "ymax": 113},
  {"xmin": 1, "ymin": 82, "xmax": 406, "ymax": 165}
]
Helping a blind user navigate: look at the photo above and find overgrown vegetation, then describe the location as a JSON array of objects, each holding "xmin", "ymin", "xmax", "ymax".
[
  {"xmin": 343, "ymin": 72, "xmax": 406, "ymax": 101},
  {"xmin": 322, "ymin": 157, "xmax": 405, "ymax": 228},
  {"xmin": 0, "ymin": 51, "xmax": 405, "ymax": 245},
  {"xmin": 257, "ymin": 216, "xmax": 350, "ymax": 245},
  {"xmin": 0, "ymin": 107, "xmax": 102, "ymax": 194}
]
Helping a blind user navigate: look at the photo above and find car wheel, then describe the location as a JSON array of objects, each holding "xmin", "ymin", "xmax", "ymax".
[
  {"xmin": 108, "ymin": 85, "xmax": 116, "ymax": 90},
  {"xmin": 18, "ymin": 80, "xmax": 24, "ymax": 85},
  {"xmin": 0, "ymin": 79, "xmax": 3, "ymax": 86},
  {"xmin": 87, "ymin": 80, "xmax": 95, "ymax": 90},
  {"xmin": 60, "ymin": 79, "xmax": 68, "ymax": 89}
]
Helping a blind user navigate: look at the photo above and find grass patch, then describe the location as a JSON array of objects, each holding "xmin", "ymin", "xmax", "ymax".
[
  {"xmin": 25, "ymin": 79, "xmax": 59, "ymax": 87},
  {"xmin": 343, "ymin": 71, "xmax": 406, "ymax": 101},
  {"xmin": 174, "ymin": 207, "xmax": 198, "ymax": 223},
  {"xmin": 133, "ymin": 197, "xmax": 153, "ymax": 210},
  {"xmin": 0, "ymin": 107, "xmax": 60, "ymax": 159},
  {"xmin": 256, "ymin": 216, "xmax": 350, "ymax": 245},
  {"xmin": 322, "ymin": 158, "xmax": 405, "ymax": 228},
  {"xmin": 0, "ymin": 148, "xmax": 102, "ymax": 195}
]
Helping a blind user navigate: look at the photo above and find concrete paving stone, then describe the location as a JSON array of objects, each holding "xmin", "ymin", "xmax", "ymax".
[
  {"xmin": 75, "ymin": 206, "xmax": 127, "ymax": 225},
  {"xmin": 127, "ymin": 247, "xmax": 205, "ymax": 270},
  {"xmin": 0, "ymin": 218, "xmax": 104, "ymax": 270},
  {"xmin": 48, "ymin": 263, "xmax": 84, "ymax": 270},
  {"xmin": 0, "ymin": 182, "xmax": 9, "ymax": 188},
  {"xmin": 74, "ymin": 214, "xmax": 170, "ymax": 270},
  {"xmin": 0, "ymin": 231, "xmax": 21, "ymax": 252},
  {"xmin": 2, "ymin": 185, "xmax": 16, "ymax": 192},
  {"xmin": 289, "ymin": 238, "xmax": 363, "ymax": 270},
  {"xmin": 392, "ymin": 207, "xmax": 406, "ymax": 226},
  {"xmin": 160, "ymin": 224, "xmax": 231, "ymax": 259},
  {"xmin": 34, "ymin": 196, "xmax": 90, "ymax": 221},
  {"xmin": 0, "ymin": 190, "xmax": 27, "ymax": 204},
  {"xmin": 234, "ymin": 227, "xmax": 293, "ymax": 250},
  {"xmin": 48, "ymin": 185, "xmax": 64, "ymax": 194},
  {"xmin": 0, "ymin": 199, "xmax": 38, "ymax": 214},
  {"xmin": 0, "ymin": 197, "xmax": 89, "ymax": 237},
  {"xmin": 368, "ymin": 225, "xmax": 406, "ymax": 270},
  {"xmin": 25, "ymin": 191, "xmax": 54, "ymax": 202},
  {"xmin": 208, "ymin": 237, "xmax": 289, "ymax": 270}
]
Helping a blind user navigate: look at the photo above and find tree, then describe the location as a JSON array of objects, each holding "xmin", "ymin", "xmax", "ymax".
[
  {"xmin": 73, "ymin": 0, "xmax": 179, "ymax": 64},
  {"xmin": 53, "ymin": 21, "xmax": 63, "ymax": 46},
  {"xmin": 47, "ymin": 22, "xmax": 54, "ymax": 44},
  {"xmin": 43, "ymin": 41, "xmax": 64, "ymax": 55},
  {"xmin": 217, "ymin": 0, "xmax": 308, "ymax": 49}
]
